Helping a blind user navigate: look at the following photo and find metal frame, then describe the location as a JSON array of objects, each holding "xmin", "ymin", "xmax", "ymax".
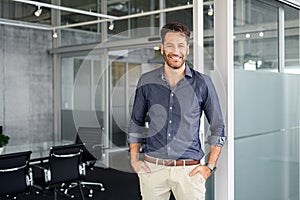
[
  {"xmin": 278, "ymin": 6, "xmax": 285, "ymax": 73},
  {"xmin": 0, "ymin": 161, "xmax": 29, "ymax": 172},
  {"xmin": 1, "ymin": 2, "xmax": 193, "ymax": 31},
  {"xmin": 12, "ymin": 0, "xmax": 118, "ymax": 20},
  {"xmin": 278, "ymin": 0, "xmax": 300, "ymax": 9}
]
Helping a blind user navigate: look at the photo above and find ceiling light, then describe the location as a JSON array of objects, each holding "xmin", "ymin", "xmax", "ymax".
[
  {"xmin": 259, "ymin": 32, "xmax": 264, "ymax": 37},
  {"xmin": 52, "ymin": 30, "xmax": 58, "ymax": 38},
  {"xmin": 34, "ymin": 6, "xmax": 42, "ymax": 17},
  {"xmin": 208, "ymin": 5, "xmax": 213, "ymax": 16},
  {"xmin": 108, "ymin": 21, "xmax": 114, "ymax": 31},
  {"xmin": 153, "ymin": 46, "xmax": 160, "ymax": 51}
]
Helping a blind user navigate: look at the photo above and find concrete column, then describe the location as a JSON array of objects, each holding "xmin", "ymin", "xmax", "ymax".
[{"xmin": 52, "ymin": 0, "xmax": 61, "ymax": 141}]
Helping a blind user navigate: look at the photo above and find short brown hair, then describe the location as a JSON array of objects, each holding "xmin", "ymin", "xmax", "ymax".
[{"xmin": 160, "ymin": 22, "xmax": 191, "ymax": 44}]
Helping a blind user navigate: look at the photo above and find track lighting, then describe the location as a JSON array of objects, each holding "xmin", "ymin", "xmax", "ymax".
[
  {"xmin": 34, "ymin": 6, "xmax": 42, "ymax": 17},
  {"xmin": 108, "ymin": 21, "xmax": 114, "ymax": 30},
  {"xmin": 208, "ymin": 4, "xmax": 213, "ymax": 16},
  {"xmin": 259, "ymin": 32, "xmax": 264, "ymax": 37}
]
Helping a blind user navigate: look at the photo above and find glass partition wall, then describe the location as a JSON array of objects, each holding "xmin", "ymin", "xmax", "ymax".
[
  {"xmin": 60, "ymin": 43, "xmax": 216, "ymax": 198},
  {"xmin": 59, "ymin": 0, "xmax": 300, "ymax": 199},
  {"xmin": 234, "ymin": 0, "xmax": 300, "ymax": 199},
  {"xmin": 58, "ymin": 0, "xmax": 214, "ymax": 198},
  {"xmin": 3, "ymin": 0, "xmax": 300, "ymax": 199},
  {"xmin": 59, "ymin": 0, "xmax": 196, "ymax": 170},
  {"xmin": 60, "ymin": 45, "xmax": 162, "ymax": 168},
  {"xmin": 61, "ymin": 53, "xmax": 106, "ymax": 141}
]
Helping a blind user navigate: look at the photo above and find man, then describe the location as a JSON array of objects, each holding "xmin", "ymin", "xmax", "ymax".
[{"xmin": 128, "ymin": 22, "xmax": 226, "ymax": 200}]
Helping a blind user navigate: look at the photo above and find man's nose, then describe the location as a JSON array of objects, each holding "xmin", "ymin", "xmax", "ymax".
[{"xmin": 172, "ymin": 46, "xmax": 180, "ymax": 53}]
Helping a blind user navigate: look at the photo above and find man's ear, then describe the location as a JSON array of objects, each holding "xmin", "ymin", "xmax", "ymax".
[
  {"xmin": 160, "ymin": 44, "xmax": 164, "ymax": 54},
  {"xmin": 187, "ymin": 44, "xmax": 190, "ymax": 55}
]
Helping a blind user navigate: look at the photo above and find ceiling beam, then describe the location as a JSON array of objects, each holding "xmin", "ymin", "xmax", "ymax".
[
  {"xmin": 54, "ymin": 3, "xmax": 193, "ymax": 31},
  {"xmin": 0, "ymin": 18, "xmax": 51, "ymax": 30},
  {"xmin": 0, "ymin": 3, "xmax": 193, "ymax": 31},
  {"xmin": 12, "ymin": 0, "xmax": 118, "ymax": 20}
]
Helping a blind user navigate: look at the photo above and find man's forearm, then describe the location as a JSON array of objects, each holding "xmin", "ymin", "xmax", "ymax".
[
  {"xmin": 207, "ymin": 145, "xmax": 222, "ymax": 166},
  {"xmin": 130, "ymin": 143, "xmax": 141, "ymax": 163}
]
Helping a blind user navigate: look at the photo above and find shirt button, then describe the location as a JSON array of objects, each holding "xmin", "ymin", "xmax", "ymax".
[
  {"xmin": 169, "ymin": 106, "xmax": 172, "ymax": 110},
  {"xmin": 171, "ymin": 93, "xmax": 174, "ymax": 97},
  {"xmin": 168, "ymin": 147, "xmax": 171, "ymax": 150},
  {"xmin": 168, "ymin": 133, "xmax": 171, "ymax": 137},
  {"xmin": 169, "ymin": 120, "xmax": 172, "ymax": 123}
]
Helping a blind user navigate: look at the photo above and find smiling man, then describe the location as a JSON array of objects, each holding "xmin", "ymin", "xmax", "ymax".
[{"xmin": 128, "ymin": 22, "xmax": 226, "ymax": 200}]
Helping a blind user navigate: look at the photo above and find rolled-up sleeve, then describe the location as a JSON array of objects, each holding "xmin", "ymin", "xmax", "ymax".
[{"xmin": 202, "ymin": 76, "xmax": 227, "ymax": 147}]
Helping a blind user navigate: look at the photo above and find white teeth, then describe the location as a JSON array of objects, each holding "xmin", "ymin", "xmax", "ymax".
[{"xmin": 170, "ymin": 56, "xmax": 180, "ymax": 61}]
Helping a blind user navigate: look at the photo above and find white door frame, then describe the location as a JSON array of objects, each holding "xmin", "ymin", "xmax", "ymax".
[{"xmin": 214, "ymin": 1, "xmax": 234, "ymax": 200}]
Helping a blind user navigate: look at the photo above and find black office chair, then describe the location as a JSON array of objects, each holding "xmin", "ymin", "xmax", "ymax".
[
  {"xmin": 75, "ymin": 127, "xmax": 105, "ymax": 197},
  {"xmin": 0, "ymin": 151, "xmax": 33, "ymax": 199},
  {"xmin": 33, "ymin": 144, "xmax": 86, "ymax": 200}
]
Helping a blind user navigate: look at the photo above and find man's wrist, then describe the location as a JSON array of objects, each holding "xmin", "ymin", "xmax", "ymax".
[
  {"xmin": 206, "ymin": 163, "xmax": 217, "ymax": 172},
  {"xmin": 131, "ymin": 158, "xmax": 139, "ymax": 163}
]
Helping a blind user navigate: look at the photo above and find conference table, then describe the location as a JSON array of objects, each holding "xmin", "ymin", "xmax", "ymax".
[{"xmin": 2, "ymin": 140, "xmax": 74, "ymax": 162}]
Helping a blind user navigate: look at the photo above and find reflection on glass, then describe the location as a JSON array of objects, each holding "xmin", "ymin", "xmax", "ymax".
[
  {"xmin": 166, "ymin": 0, "xmax": 192, "ymax": 31},
  {"xmin": 109, "ymin": 48, "xmax": 157, "ymax": 148},
  {"xmin": 284, "ymin": 5, "xmax": 300, "ymax": 74},
  {"xmin": 61, "ymin": 55, "xmax": 106, "ymax": 141},
  {"xmin": 234, "ymin": 1, "xmax": 300, "ymax": 200},
  {"xmin": 234, "ymin": 1, "xmax": 278, "ymax": 72}
]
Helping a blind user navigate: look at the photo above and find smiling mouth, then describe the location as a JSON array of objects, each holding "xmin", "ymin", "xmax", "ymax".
[{"xmin": 169, "ymin": 55, "xmax": 182, "ymax": 62}]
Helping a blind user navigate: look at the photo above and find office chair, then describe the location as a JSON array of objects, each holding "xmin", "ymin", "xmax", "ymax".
[
  {"xmin": 75, "ymin": 127, "xmax": 105, "ymax": 197},
  {"xmin": 33, "ymin": 144, "xmax": 86, "ymax": 200},
  {"xmin": 0, "ymin": 151, "xmax": 33, "ymax": 199}
]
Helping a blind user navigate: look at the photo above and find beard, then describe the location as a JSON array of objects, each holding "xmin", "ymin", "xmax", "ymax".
[{"xmin": 162, "ymin": 50, "xmax": 186, "ymax": 69}]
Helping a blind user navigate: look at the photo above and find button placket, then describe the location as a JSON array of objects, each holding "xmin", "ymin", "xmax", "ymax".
[{"xmin": 166, "ymin": 90, "xmax": 175, "ymax": 156}]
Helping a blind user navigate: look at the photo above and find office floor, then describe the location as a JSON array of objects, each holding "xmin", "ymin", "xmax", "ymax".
[{"xmin": 7, "ymin": 166, "xmax": 178, "ymax": 200}]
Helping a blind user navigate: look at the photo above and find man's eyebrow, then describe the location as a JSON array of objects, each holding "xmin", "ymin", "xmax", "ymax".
[{"xmin": 164, "ymin": 41, "xmax": 186, "ymax": 45}]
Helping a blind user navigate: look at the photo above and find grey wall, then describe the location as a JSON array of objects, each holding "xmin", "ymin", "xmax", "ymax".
[
  {"xmin": 0, "ymin": 25, "xmax": 53, "ymax": 145},
  {"xmin": 61, "ymin": 29, "xmax": 101, "ymax": 46}
]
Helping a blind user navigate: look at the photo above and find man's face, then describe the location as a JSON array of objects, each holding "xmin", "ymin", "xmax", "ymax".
[{"xmin": 161, "ymin": 32, "xmax": 189, "ymax": 69}]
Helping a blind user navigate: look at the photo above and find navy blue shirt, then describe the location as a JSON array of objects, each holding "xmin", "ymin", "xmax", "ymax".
[{"xmin": 128, "ymin": 65, "xmax": 226, "ymax": 160}]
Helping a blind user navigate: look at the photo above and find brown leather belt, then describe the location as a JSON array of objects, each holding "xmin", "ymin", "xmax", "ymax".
[{"xmin": 144, "ymin": 155, "xmax": 200, "ymax": 166}]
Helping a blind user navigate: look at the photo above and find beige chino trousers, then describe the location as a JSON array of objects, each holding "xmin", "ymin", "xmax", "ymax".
[{"xmin": 138, "ymin": 161, "xmax": 206, "ymax": 200}]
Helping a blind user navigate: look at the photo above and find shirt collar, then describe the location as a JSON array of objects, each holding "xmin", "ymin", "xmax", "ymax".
[
  {"xmin": 185, "ymin": 65, "xmax": 193, "ymax": 78},
  {"xmin": 159, "ymin": 63, "xmax": 193, "ymax": 80}
]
